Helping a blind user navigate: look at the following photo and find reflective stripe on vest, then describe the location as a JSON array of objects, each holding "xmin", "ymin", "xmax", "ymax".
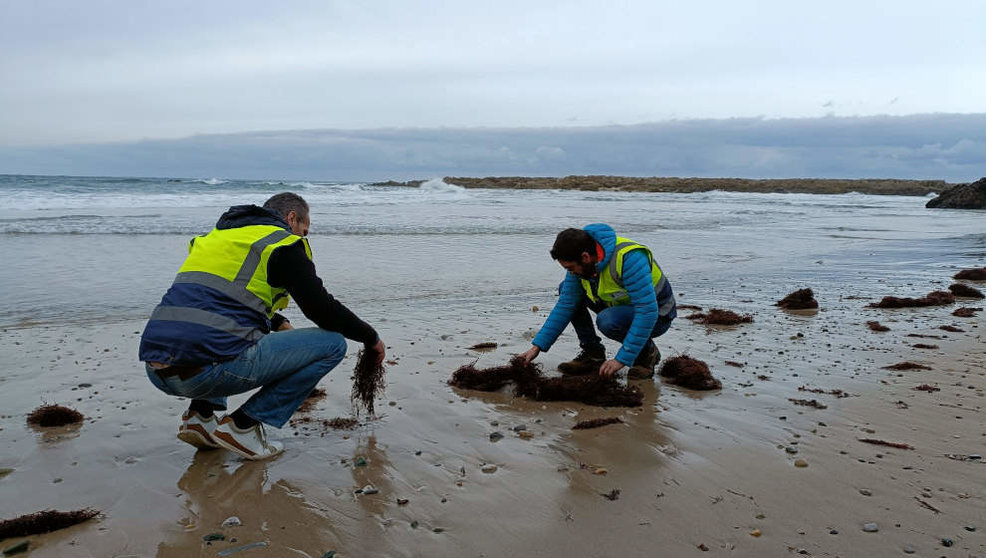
[
  {"xmin": 581, "ymin": 237, "xmax": 666, "ymax": 307},
  {"xmin": 161, "ymin": 226, "xmax": 309, "ymax": 330}
]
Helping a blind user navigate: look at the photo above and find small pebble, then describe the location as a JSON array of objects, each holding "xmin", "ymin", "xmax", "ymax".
[
  {"xmin": 361, "ymin": 485, "xmax": 379, "ymax": 495},
  {"xmin": 203, "ymin": 533, "xmax": 226, "ymax": 541},
  {"xmin": 222, "ymin": 516, "xmax": 242, "ymax": 527},
  {"xmin": 964, "ymin": 525, "xmax": 976, "ymax": 532},
  {"xmin": 785, "ymin": 446, "xmax": 798, "ymax": 454},
  {"xmin": 397, "ymin": 498, "xmax": 409, "ymax": 505},
  {"xmin": 353, "ymin": 456, "xmax": 368, "ymax": 467},
  {"xmin": 902, "ymin": 544, "xmax": 915, "ymax": 554},
  {"xmin": 829, "ymin": 529, "xmax": 838, "ymax": 535},
  {"xmin": 859, "ymin": 488, "xmax": 872, "ymax": 496},
  {"xmin": 697, "ymin": 543, "xmax": 709, "ymax": 551},
  {"xmin": 512, "ymin": 424, "xmax": 527, "ymax": 432},
  {"xmin": 489, "ymin": 432, "xmax": 504, "ymax": 442},
  {"xmin": 481, "ymin": 464, "xmax": 497, "ymax": 473},
  {"xmin": 941, "ymin": 537, "xmax": 953, "ymax": 547},
  {"xmin": 750, "ymin": 529, "xmax": 762, "ymax": 537},
  {"xmin": 794, "ymin": 459, "xmax": 808, "ymax": 468},
  {"xmin": 862, "ymin": 522, "xmax": 878, "ymax": 533}
]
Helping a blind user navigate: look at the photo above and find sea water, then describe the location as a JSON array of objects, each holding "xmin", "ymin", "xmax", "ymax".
[{"xmin": 0, "ymin": 174, "xmax": 982, "ymax": 330}]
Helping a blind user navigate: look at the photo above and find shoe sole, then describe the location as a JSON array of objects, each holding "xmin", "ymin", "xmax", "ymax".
[
  {"xmin": 213, "ymin": 429, "xmax": 283, "ymax": 461},
  {"xmin": 177, "ymin": 425, "xmax": 220, "ymax": 450}
]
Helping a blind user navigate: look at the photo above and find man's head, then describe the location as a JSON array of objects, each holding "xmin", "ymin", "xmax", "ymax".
[
  {"xmin": 550, "ymin": 228, "xmax": 597, "ymax": 278},
  {"xmin": 263, "ymin": 192, "xmax": 310, "ymax": 237}
]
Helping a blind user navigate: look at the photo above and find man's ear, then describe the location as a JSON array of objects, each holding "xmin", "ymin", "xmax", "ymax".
[{"xmin": 580, "ymin": 251, "xmax": 592, "ymax": 264}]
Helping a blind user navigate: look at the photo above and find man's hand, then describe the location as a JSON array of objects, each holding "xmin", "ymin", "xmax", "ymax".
[
  {"xmin": 599, "ymin": 358, "xmax": 626, "ymax": 378},
  {"xmin": 519, "ymin": 345, "xmax": 541, "ymax": 366},
  {"xmin": 368, "ymin": 339, "xmax": 386, "ymax": 365},
  {"xmin": 277, "ymin": 320, "xmax": 294, "ymax": 331}
]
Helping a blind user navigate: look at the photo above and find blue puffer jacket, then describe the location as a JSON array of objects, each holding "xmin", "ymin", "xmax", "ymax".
[{"xmin": 532, "ymin": 223, "xmax": 675, "ymax": 366}]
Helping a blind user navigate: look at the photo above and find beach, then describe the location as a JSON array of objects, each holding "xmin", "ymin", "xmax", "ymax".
[{"xmin": 1, "ymin": 175, "xmax": 984, "ymax": 557}]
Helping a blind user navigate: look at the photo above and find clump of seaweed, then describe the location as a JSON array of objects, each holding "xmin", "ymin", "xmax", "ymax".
[
  {"xmin": 0, "ymin": 508, "xmax": 99, "ymax": 539},
  {"xmin": 948, "ymin": 283, "xmax": 985, "ymax": 298},
  {"xmin": 953, "ymin": 307, "xmax": 981, "ymax": 317},
  {"xmin": 658, "ymin": 355, "xmax": 722, "ymax": 390},
  {"xmin": 677, "ymin": 304, "xmax": 703, "ymax": 311},
  {"xmin": 572, "ymin": 417, "xmax": 623, "ymax": 430},
  {"xmin": 685, "ymin": 308, "xmax": 753, "ymax": 325},
  {"xmin": 939, "ymin": 325, "xmax": 965, "ymax": 332},
  {"xmin": 859, "ymin": 439, "xmax": 914, "ymax": 450},
  {"xmin": 789, "ymin": 398, "xmax": 828, "ymax": 409},
  {"xmin": 913, "ymin": 384, "xmax": 940, "ymax": 392},
  {"xmin": 867, "ymin": 291, "xmax": 955, "ymax": 308},
  {"xmin": 296, "ymin": 387, "xmax": 327, "ymax": 414},
  {"xmin": 351, "ymin": 348, "xmax": 386, "ymax": 417},
  {"xmin": 26, "ymin": 404, "xmax": 84, "ymax": 427},
  {"xmin": 954, "ymin": 267, "xmax": 986, "ymax": 280},
  {"xmin": 798, "ymin": 386, "xmax": 853, "ymax": 398},
  {"xmin": 776, "ymin": 288, "xmax": 818, "ymax": 310},
  {"xmin": 866, "ymin": 321, "xmax": 890, "ymax": 332},
  {"xmin": 911, "ymin": 343, "xmax": 939, "ymax": 350},
  {"xmin": 449, "ymin": 356, "xmax": 643, "ymax": 407},
  {"xmin": 883, "ymin": 362, "xmax": 932, "ymax": 370}
]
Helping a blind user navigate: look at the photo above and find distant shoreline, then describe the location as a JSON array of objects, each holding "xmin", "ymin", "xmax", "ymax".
[{"xmin": 374, "ymin": 176, "xmax": 951, "ymax": 196}]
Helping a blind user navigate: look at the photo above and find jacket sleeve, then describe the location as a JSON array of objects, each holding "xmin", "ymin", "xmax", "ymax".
[
  {"xmin": 531, "ymin": 273, "xmax": 584, "ymax": 352},
  {"xmin": 266, "ymin": 241, "xmax": 379, "ymax": 345},
  {"xmin": 614, "ymin": 249, "xmax": 658, "ymax": 366}
]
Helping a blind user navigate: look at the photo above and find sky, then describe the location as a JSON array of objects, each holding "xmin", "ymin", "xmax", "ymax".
[{"xmin": 1, "ymin": 1, "xmax": 984, "ymax": 180}]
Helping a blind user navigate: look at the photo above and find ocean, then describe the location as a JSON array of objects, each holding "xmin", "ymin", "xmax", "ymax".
[{"xmin": 0, "ymin": 173, "xmax": 983, "ymax": 330}]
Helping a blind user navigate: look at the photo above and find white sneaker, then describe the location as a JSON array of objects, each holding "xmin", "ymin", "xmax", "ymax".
[
  {"xmin": 212, "ymin": 415, "xmax": 284, "ymax": 460},
  {"xmin": 177, "ymin": 411, "xmax": 220, "ymax": 450}
]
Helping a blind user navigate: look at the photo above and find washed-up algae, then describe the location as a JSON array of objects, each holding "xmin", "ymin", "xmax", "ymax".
[
  {"xmin": 867, "ymin": 290, "xmax": 954, "ymax": 308},
  {"xmin": 572, "ymin": 417, "xmax": 623, "ymax": 430},
  {"xmin": 351, "ymin": 348, "xmax": 386, "ymax": 416},
  {"xmin": 953, "ymin": 267, "xmax": 986, "ymax": 280},
  {"xmin": 448, "ymin": 356, "xmax": 643, "ymax": 407},
  {"xmin": 26, "ymin": 404, "xmax": 84, "ymax": 427},
  {"xmin": 883, "ymin": 362, "xmax": 932, "ymax": 370},
  {"xmin": 685, "ymin": 308, "xmax": 753, "ymax": 325},
  {"xmin": 953, "ymin": 307, "xmax": 981, "ymax": 317},
  {"xmin": 658, "ymin": 355, "xmax": 722, "ymax": 390},
  {"xmin": 296, "ymin": 387, "xmax": 327, "ymax": 413},
  {"xmin": 866, "ymin": 321, "xmax": 890, "ymax": 332},
  {"xmin": 939, "ymin": 325, "xmax": 965, "ymax": 332},
  {"xmin": 776, "ymin": 288, "xmax": 819, "ymax": 309},
  {"xmin": 0, "ymin": 508, "xmax": 99, "ymax": 539},
  {"xmin": 948, "ymin": 283, "xmax": 985, "ymax": 298}
]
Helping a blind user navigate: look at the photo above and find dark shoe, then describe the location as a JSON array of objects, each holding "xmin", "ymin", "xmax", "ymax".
[
  {"xmin": 557, "ymin": 345, "xmax": 606, "ymax": 375},
  {"xmin": 627, "ymin": 343, "xmax": 660, "ymax": 380}
]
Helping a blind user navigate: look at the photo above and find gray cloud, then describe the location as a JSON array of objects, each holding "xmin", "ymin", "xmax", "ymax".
[{"xmin": 1, "ymin": 114, "xmax": 983, "ymax": 183}]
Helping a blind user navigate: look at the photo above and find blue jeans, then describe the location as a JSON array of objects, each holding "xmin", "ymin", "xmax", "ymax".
[
  {"xmin": 571, "ymin": 300, "xmax": 672, "ymax": 349},
  {"xmin": 146, "ymin": 328, "xmax": 347, "ymax": 428}
]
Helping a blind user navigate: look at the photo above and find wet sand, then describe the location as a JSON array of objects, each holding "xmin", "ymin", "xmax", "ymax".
[{"xmin": 1, "ymin": 288, "xmax": 984, "ymax": 557}]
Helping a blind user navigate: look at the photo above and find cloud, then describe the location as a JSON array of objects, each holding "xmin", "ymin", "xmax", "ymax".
[{"xmin": 1, "ymin": 114, "xmax": 983, "ymax": 183}]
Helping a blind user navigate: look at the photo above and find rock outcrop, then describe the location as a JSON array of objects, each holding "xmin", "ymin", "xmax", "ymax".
[{"xmin": 926, "ymin": 177, "xmax": 986, "ymax": 209}]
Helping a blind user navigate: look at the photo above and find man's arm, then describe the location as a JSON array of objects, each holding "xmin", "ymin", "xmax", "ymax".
[
  {"xmin": 267, "ymin": 241, "xmax": 379, "ymax": 345},
  {"xmin": 530, "ymin": 274, "xmax": 584, "ymax": 353}
]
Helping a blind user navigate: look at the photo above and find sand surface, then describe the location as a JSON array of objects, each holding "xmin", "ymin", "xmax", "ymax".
[{"xmin": 2, "ymin": 282, "xmax": 985, "ymax": 557}]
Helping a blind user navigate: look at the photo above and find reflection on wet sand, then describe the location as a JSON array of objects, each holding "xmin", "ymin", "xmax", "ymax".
[{"xmin": 157, "ymin": 451, "xmax": 339, "ymax": 557}]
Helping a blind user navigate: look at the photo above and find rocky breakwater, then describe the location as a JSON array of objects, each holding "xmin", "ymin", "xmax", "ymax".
[
  {"xmin": 926, "ymin": 177, "xmax": 986, "ymax": 209},
  {"xmin": 377, "ymin": 176, "xmax": 949, "ymax": 196}
]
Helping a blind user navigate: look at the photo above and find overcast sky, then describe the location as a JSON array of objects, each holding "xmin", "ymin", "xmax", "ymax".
[{"xmin": 2, "ymin": 0, "xmax": 984, "ymax": 146}]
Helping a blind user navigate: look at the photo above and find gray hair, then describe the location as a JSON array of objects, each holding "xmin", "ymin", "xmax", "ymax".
[{"xmin": 263, "ymin": 192, "xmax": 309, "ymax": 221}]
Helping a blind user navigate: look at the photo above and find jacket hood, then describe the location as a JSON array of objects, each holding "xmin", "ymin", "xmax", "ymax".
[
  {"xmin": 584, "ymin": 223, "xmax": 617, "ymax": 272},
  {"xmin": 216, "ymin": 205, "xmax": 290, "ymax": 231}
]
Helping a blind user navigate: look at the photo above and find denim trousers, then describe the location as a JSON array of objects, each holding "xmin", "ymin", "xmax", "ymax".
[
  {"xmin": 571, "ymin": 301, "xmax": 672, "ymax": 349},
  {"xmin": 146, "ymin": 327, "xmax": 347, "ymax": 428}
]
